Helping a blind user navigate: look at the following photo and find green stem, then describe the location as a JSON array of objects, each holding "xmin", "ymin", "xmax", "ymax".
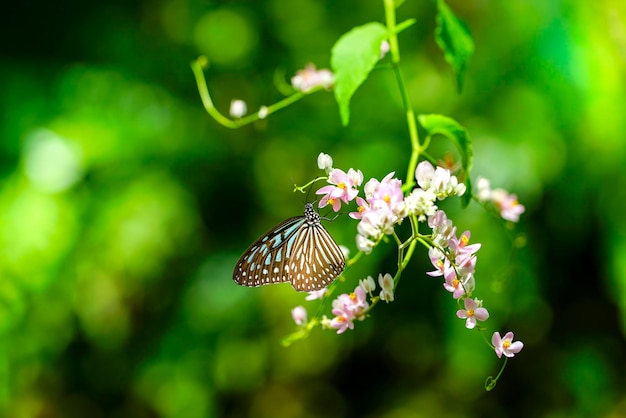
[
  {"xmin": 383, "ymin": 0, "xmax": 422, "ymax": 188},
  {"xmin": 190, "ymin": 56, "xmax": 313, "ymax": 129}
]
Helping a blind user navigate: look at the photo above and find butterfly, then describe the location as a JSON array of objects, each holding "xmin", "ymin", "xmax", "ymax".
[{"xmin": 233, "ymin": 203, "xmax": 345, "ymax": 292}]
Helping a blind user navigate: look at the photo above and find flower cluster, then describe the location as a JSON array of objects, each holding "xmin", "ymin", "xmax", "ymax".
[
  {"xmin": 325, "ymin": 272, "xmax": 395, "ymax": 333},
  {"xmin": 476, "ymin": 177, "xmax": 525, "ymax": 222},
  {"xmin": 290, "ymin": 153, "xmax": 525, "ymax": 362},
  {"xmin": 427, "ymin": 211, "xmax": 480, "ymax": 300},
  {"xmin": 291, "ymin": 64, "xmax": 335, "ymax": 93},
  {"xmin": 293, "ymin": 273, "xmax": 395, "ymax": 334},
  {"xmin": 316, "ymin": 168, "xmax": 363, "ymax": 212},
  {"xmin": 348, "ymin": 161, "xmax": 465, "ymax": 254}
]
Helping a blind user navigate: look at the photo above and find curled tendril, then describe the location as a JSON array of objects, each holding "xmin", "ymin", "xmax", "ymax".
[
  {"xmin": 191, "ymin": 56, "xmax": 320, "ymax": 129},
  {"xmin": 484, "ymin": 357, "xmax": 508, "ymax": 391}
]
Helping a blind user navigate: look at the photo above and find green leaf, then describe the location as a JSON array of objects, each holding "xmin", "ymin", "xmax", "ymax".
[
  {"xmin": 435, "ymin": 0, "xmax": 474, "ymax": 91},
  {"xmin": 331, "ymin": 22, "xmax": 388, "ymax": 126},
  {"xmin": 418, "ymin": 114, "xmax": 473, "ymax": 207}
]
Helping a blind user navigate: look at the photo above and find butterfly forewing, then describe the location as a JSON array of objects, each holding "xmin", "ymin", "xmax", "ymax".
[
  {"xmin": 233, "ymin": 215, "xmax": 306, "ymax": 288},
  {"xmin": 233, "ymin": 203, "xmax": 345, "ymax": 292}
]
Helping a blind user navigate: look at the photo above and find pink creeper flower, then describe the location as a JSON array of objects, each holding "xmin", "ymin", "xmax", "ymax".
[
  {"xmin": 428, "ymin": 210, "xmax": 456, "ymax": 248},
  {"xmin": 426, "ymin": 247, "xmax": 453, "ymax": 278},
  {"xmin": 354, "ymin": 172, "xmax": 406, "ymax": 253},
  {"xmin": 492, "ymin": 331, "xmax": 524, "ymax": 358},
  {"xmin": 491, "ymin": 189, "xmax": 525, "ymax": 222},
  {"xmin": 317, "ymin": 168, "xmax": 363, "ymax": 212},
  {"xmin": 448, "ymin": 230, "xmax": 481, "ymax": 257},
  {"xmin": 291, "ymin": 306, "xmax": 307, "ymax": 326},
  {"xmin": 475, "ymin": 177, "xmax": 525, "ymax": 222},
  {"xmin": 443, "ymin": 269, "xmax": 475, "ymax": 299},
  {"xmin": 330, "ymin": 286, "xmax": 369, "ymax": 334},
  {"xmin": 349, "ymin": 197, "xmax": 369, "ymax": 220},
  {"xmin": 291, "ymin": 64, "xmax": 335, "ymax": 93},
  {"xmin": 456, "ymin": 298, "xmax": 489, "ymax": 329}
]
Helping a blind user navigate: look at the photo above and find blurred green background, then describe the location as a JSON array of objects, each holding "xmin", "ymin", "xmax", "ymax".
[{"xmin": 2, "ymin": 0, "xmax": 626, "ymax": 417}]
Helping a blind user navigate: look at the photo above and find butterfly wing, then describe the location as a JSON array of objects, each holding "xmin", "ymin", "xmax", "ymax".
[
  {"xmin": 233, "ymin": 216, "xmax": 306, "ymax": 288},
  {"xmin": 288, "ymin": 222, "xmax": 345, "ymax": 292}
]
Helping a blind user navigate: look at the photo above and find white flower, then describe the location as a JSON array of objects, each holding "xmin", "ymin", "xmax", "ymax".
[
  {"xmin": 380, "ymin": 40, "xmax": 390, "ymax": 59},
  {"xmin": 476, "ymin": 177, "xmax": 492, "ymax": 202},
  {"xmin": 359, "ymin": 276, "xmax": 376, "ymax": 293},
  {"xmin": 229, "ymin": 99, "xmax": 247, "ymax": 118},
  {"xmin": 305, "ymin": 289, "xmax": 327, "ymax": 301},
  {"xmin": 258, "ymin": 106, "xmax": 269, "ymax": 119},
  {"xmin": 378, "ymin": 273, "xmax": 394, "ymax": 302},
  {"xmin": 415, "ymin": 161, "xmax": 435, "ymax": 190},
  {"xmin": 405, "ymin": 188, "xmax": 437, "ymax": 221},
  {"xmin": 356, "ymin": 234, "xmax": 376, "ymax": 254},
  {"xmin": 317, "ymin": 152, "xmax": 333, "ymax": 173},
  {"xmin": 292, "ymin": 64, "xmax": 335, "ymax": 93},
  {"xmin": 416, "ymin": 161, "xmax": 465, "ymax": 199}
]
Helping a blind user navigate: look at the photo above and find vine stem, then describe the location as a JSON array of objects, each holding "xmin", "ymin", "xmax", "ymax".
[
  {"xmin": 190, "ymin": 56, "xmax": 314, "ymax": 129},
  {"xmin": 383, "ymin": 0, "xmax": 422, "ymax": 189}
]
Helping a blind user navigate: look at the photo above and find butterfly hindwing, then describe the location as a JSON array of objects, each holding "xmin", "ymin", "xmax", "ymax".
[
  {"xmin": 288, "ymin": 222, "xmax": 345, "ymax": 291},
  {"xmin": 233, "ymin": 203, "xmax": 345, "ymax": 292}
]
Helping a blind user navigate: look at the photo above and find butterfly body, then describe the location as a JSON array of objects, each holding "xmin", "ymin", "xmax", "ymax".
[{"xmin": 233, "ymin": 203, "xmax": 345, "ymax": 292}]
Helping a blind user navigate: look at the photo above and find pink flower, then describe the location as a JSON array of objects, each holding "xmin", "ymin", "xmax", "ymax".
[
  {"xmin": 317, "ymin": 168, "xmax": 363, "ymax": 212},
  {"xmin": 291, "ymin": 306, "xmax": 307, "ymax": 326},
  {"xmin": 366, "ymin": 173, "xmax": 405, "ymax": 216},
  {"xmin": 329, "ymin": 286, "xmax": 369, "ymax": 334},
  {"xmin": 330, "ymin": 314, "xmax": 354, "ymax": 334},
  {"xmin": 426, "ymin": 248, "xmax": 453, "ymax": 278},
  {"xmin": 455, "ymin": 252, "xmax": 477, "ymax": 279},
  {"xmin": 292, "ymin": 64, "xmax": 335, "ymax": 92},
  {"xmin": 428, "ymin": 210, "xmax": 456, "ymax": 248},
  {"xmin": 492, "ymin": 331, "xmax": 524, "ymax": 358},
  {"xmin": 448, "ymin": 230, "xmax": 481, "ymax": 256},
  {"xmin": 349, "ymin": 197, "xmax": 370, "ymax": 220},
  {"xmin": 491, "ymin": 189, "xmax": 525, "ymax": 222},
  {"xmin": 456, "ymin": 298, "xmax": 489, "ymax": 329},
  {"xmin": 443, "ymin": 270, "xmax": 474, "ymax": 299}
]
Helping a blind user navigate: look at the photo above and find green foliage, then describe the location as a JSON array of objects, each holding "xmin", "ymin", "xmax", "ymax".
[
  {"xmin": 435, "ymin": 0, "xmax": 475, "ymax": 91},
  {"xmin": 331, "ymin": 22, "xmax": 388, "ymax": 126}
]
